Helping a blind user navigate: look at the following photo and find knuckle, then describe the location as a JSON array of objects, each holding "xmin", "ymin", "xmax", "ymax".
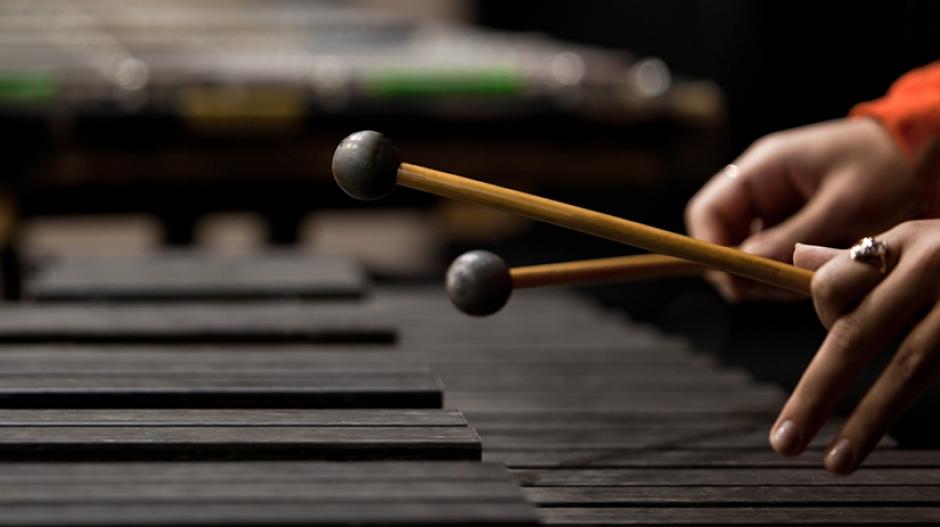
[
  {"xmin": 912, "ymin": 248, "xmax": 940, "ymax": 275},
  {"xmin": 919, "ymin": 238, "xmax": 940, "ymax": 267},
  {"xmin": 684, "ymin": 198, "xmax": 703, "ymax": 228},
  {"xmin": 811, "ymin": 271, "xmax": 843, "ymax": 319},
  {"xmin": 892, "ymin": 220, "xmax": 923, "ymax": 238},
  {"xmin": 828, "ymin": 316, "xmax": 865, "ymax": 357},
  {"xmin": 753, "ymin": 132, "xmax": 786, "ymax": 153},
  {"xmin": 685, "ymin": 199, "xmax": 721, "ymax": 241},
  {"xmin": 899, "ymin": 238, "xmax": 940, "ymax": 277},
  {"xmin": 891, "ymin": 343, "xmax": 939, "ymax": 386}
]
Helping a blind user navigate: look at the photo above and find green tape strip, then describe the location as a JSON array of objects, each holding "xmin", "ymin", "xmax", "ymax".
[
  {"xmin": 363, "ymin": 69, "xmax": 523, "ymax": 98},
  {"xmin": 0, "ymin": 71, "xmax": 57, "ymax": 103}
]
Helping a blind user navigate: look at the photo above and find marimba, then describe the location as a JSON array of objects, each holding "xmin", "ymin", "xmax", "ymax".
[
  {"xmin": 0, "ymin": 1, "xmax": 721, "ymax": 249},
  {"xmin": 0, "ymin": 250, "xmax": 937, "ymax": 525}
]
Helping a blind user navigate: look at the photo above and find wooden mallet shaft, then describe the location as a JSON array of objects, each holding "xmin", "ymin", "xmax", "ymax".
[
  {"xmin": 446, "ymin": 251, "xmax": 702, "ymax": 316},
  {"xmin": 511, "ymin": 254, "xmax": 702, "ymax": 289},
  {"xmin": 402, "ymin": 163, "xmax": 811, "ymax": 295},
  {"xmin": 332, "ymin": 131, "xmax": 813, "ymax": 296}
]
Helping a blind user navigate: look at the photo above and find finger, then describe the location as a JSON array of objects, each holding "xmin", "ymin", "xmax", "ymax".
[
  {"xmin": 713, "ymin": 232, "xmax": 866, "ymax": 303},
  {"xmin": 769, "ymin": 254, "xmax": 930, "ymax": 457},
  {"xmin": 740, "ymin": 170, "xmax": 861, "ymax": 265},
  {"xmin": 687, "ymin": 134, "xmax": 807, "ymax": 248},
  {"xmin": 702, "ymin": 270, "xmax": 744, "ymax": 303},
  {"xmin": 686, "ymin": 163, "xmax": 754, "ymax": 247},
  {"xmin": 686, "ymin": 139, "xmax": 807, "ymax": 301},
  {"xmin": 704, "ymin": 249, "xmax": 806, "ymax": 303},
  {"xmin": 720, "ymin": 241, "xmax": 819, "ymax": 302},
  {"xmin": 810, "ymin": 235, "xmax": 903, "ymax": 329},
  {"xmin": 719, "ymin": 276, "xmax": 806, "ymax": 302},
  {"xmin": 825, "ymin": 303, "xmax": 940, "ymax": 474},
  {"xmin": 705, "ymin": 244, "xmax": 812, "ymax": 303},
  {"xmin": 793, "ymin": 243, "xmax": 842, "ymax": 271}
]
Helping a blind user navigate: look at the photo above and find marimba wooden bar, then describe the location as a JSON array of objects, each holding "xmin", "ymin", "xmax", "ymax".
[
  {"xmin": 28, "ymin": 252, "xmax": 367, "ymax": 301},
  {"xmin": 0, "ymin": 462, "xmax": 537, "ymax": 526},
  {"xmin": 0, "ymin": 409, "xmax": 480, "ymax": 461},
  {"xmin": 0, "ymin": 346, "xmax": 440, "ymax": 408}
]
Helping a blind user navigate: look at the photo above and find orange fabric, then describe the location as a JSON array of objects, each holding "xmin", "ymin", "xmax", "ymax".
[
  {"xmin": 851, "ymin": 61, "xmax": 940, "ymax": 160},
  {"xmin": 851, "ymin": 61, "xmax": 940, "ymax": 216}
]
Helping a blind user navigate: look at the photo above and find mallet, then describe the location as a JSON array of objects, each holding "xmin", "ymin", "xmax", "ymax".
[
  {"xmin": 446, "ymin": 250, "xmax": 702, "ymax": 316},
  {"xmin": 332, "ymin": 130, "xmax": 813, "ymax": 295}
]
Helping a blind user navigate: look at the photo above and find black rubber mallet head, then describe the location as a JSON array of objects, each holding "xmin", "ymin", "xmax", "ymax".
[
  {"xmin": 332, "ymin": 130, "xmax": 402, "ymax": 201},
  {"xmin": 446, "ymin": 250, "xmax": 512, "ymax": 317}
]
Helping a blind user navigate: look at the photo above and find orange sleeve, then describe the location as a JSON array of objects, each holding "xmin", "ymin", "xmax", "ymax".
[
  {"xmin": 851, "ymin": 61, "xmax": 940, "ymax": 217},
  {"xmin": 851, "ymin": 61, "xmax": 940, "ymax": 160}
]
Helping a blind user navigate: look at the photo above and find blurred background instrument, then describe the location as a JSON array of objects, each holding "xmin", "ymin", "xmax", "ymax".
[{"xmin": 0, "ymin": 0, "xmax": 721, "ymax": 255}]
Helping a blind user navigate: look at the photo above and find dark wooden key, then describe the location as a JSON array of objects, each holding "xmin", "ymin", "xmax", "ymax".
[
  {"xmin": 526, "ymin": 485, "xmax": 940, "ymax": 506},
  {"xmin": 0, "ymin": 303, "xmax": 395, "ymax": 344},
  {"xmin": 512, "ymin": 467, "xmax": 940, "ymax": 486},
  {"xmin": 0, "ymin": 345, "xmax": 440, "ymax": 408},
  {"xmin": 0, "ymin": 461, "xmax": 538, "ymax": 525},
  {"xmin": 541, "ymin": 507, "xmax": 940, "ymax": 525},
  {"xmin": 0, "ymin": 409, "xmax": 478, "ymax": 461},
  {"xmin": 28, "ymin": 251, "xmax": 367, "ymax": 301},
  {"xmin": 486, "ymin": 447, "xmax": 940, "ymax": 469}
]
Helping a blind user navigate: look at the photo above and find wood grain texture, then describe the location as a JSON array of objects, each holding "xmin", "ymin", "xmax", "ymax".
[
  {"xmin": 0, "ymin": 347, "xmax": 442, "ymax": 408},
  {"xmin": 0, "ymin": 426, "xmax": 481, "ymax": 461},
  {"xmin": 526, "ymin": 485, "xmax": 940, "ymax": 506},
  {"xmin": 0, "ymin": 409, "xmax": 468, "ymax": 426},
  {"xmin": 512, "ymin": 467, "xmax": 940, "ymax": 486},
  {"xmin": 0, "ymin": 502, "xmax": 540, "ymax": 525},
  {"xmin": 539, "ymin": 507, "xmax": 940, "ymax": 525},
  {"xmin": 485, "ymin": 447, "xmax": 938, "ymax": 468},
  {"xmin": 446, "ymin": 391, "xmax": 786, "ymax": 414},
  {"xmin": 0, "ymin": 462, "xmax": 538, "ymax": 525},
  {"xmin": 0, "ymin": 409, "xmax": 478, "ymax": 460},
  {"xmin": 0, "ymin": 303, "xmax": 396, "ymax": 343}
]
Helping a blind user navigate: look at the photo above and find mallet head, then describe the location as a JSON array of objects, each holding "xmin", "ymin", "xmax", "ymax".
[
  {"xmin": 446, "ymin": 250, "xmax": 512, "ymax": 317},
  {"xmin": 332, "ymin": 130, "xmax": 401, "ymax": 201}
]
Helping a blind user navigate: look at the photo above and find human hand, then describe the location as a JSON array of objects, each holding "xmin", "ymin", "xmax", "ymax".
[
  {"xmin": 685, "ymin": 118, "xmax": 919, "ymax": 301},
  {"xmin": 770, "ymin": 220, "xmax": 940, "ymax": 474}
]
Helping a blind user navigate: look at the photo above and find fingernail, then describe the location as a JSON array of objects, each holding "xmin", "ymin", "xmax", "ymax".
[
  {"xmin": 770, "ymin": 420, "xmax": 801, "ymax": 456},
  {"xmin": 825, "ymin": 438, "xmax": 856, "ymax": 474}
]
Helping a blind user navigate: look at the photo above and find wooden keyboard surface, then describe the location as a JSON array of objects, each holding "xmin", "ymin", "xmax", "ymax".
[{"xmin": 1, "ymin": 251, "xmax": 934, "ymax": 525}]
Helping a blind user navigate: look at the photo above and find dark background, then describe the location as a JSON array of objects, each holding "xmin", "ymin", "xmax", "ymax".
[{"xmin": 478, "ymin": 0, "xmax": 940, "ymax": 155}]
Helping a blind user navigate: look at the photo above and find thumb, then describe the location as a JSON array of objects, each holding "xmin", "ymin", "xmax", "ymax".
[{"xmin": 792, "ymin": 243, "xmax": 842, "ymax": 271}]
